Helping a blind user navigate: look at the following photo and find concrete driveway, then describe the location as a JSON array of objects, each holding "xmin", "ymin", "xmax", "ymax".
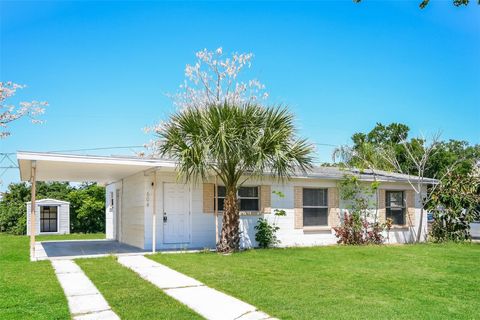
[{"xmin": 34, "ymin": 240, "xmax": 146, "ymax": 260}]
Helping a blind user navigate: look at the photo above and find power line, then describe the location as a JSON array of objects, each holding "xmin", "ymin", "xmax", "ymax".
[{"xmin": 46, "ymin": 145, "xmax": 146, "ymax": 153}]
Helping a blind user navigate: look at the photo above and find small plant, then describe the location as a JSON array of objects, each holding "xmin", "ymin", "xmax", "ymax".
[
  {"xmin": 254, "ymin": 218, "xmax": 280, "ymax": 248},
  {"xmin": 333, "ymin": 211, "xmax": 385, "ymax": 245}
]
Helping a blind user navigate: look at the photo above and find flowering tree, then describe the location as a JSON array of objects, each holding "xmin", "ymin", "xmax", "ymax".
[
  {"xmin": 173, "ymin": 47, "xmax": 268, "ymax": 110},
  {"xmin": 144, "ymin": 47, "xmax": 268, "ymax": 153},
  {"xmin": 0, "ymin": 82, "xmax": 46, "ymax": 138}
]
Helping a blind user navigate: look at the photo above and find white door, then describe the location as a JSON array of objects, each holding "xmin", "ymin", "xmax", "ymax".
[{"xmin": 163, "ymin": 183, "xmax": 190, "ymax": 244}]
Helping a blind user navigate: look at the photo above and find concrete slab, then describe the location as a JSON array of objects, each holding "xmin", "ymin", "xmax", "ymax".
[
  {"xmin": 51, "ymin": 260, "xmax": 119, "ymax": 319},
  {"xmin": 165, "ymin": 286, "xmax": 256, "ymax": 320},
  {"xmin": 73, "ymin": 310, "xmax": 120, "ymax": 320},
  {"xmin": 51, "ymin": 259, "xmax": 83, "ymax": 274},
  {"xmin": 68, "ymin": 293, "xmax": 110, "ymax": 315},
  {"xmin": 37, "ymin": 240, "xmax": 146, "ymax": 260},
  {"xmin": 119, "ymin": 255, "xmax": 272, "ymax": 320},
  {"xmin": 56, "ymin": 273, "xmax": 99, "ymax": 296},
  {"xmin": 118, "ymin": 255, "xmax": 202, "ymax": 289}
]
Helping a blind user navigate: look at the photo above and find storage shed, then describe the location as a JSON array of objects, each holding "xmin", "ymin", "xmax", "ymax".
[{"xmin": 26, "ymin": 199, "xmax": 70, "ymax": 235}]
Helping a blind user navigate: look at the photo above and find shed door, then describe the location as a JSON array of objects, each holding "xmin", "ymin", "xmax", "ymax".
[
  {"xmin": 40, "ymin": 206, "xmax": 58, "ymax": 232},
  {"xmin": 163, "ymin": 183, "xmax": 190, "ymax": 244}
]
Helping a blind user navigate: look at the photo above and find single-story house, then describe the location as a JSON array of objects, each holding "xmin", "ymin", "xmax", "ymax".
[
  {"xmin": 18, "ymin": 151, "xmax": 435, "ymax": 252},
  {"xmin": 26, "ymin": 198, "xmax": 70, "ymax": 235}
]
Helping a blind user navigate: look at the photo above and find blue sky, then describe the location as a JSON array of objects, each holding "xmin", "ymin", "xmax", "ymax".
[{"xmin": 1, "ymin": 0, "xmax": 479, "ymax": 189}]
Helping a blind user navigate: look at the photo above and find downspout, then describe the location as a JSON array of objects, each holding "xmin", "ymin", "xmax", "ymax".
[
  {"xmin": 30, "ymin": 160, "xmax": 37, "ymax": 261},
  {"xmin": 152, "ymin": 171, "xmax": 157, "ymax": 253}
]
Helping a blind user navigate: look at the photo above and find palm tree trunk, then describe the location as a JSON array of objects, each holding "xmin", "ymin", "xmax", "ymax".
[{"xmin": 217, "ymin": 188, "xmax": 240, "ymax": 253}]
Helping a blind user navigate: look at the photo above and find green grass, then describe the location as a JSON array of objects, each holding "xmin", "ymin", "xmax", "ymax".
[
  {"xmin": 37, "ymin": 232, "xmax": 105, "ymax": 241},
  {"xmin": 0, "ymin": 234, "xmax": 69, "ymax": 320},
  {"xmin": 76, "ymin": 256, "xmax": 203, "ymax": 320},
  {"xmin": 150, "ymin": 243, "xmax": 480, "ymax": 320}
]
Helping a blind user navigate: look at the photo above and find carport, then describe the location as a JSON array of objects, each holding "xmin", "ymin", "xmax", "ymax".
[{"xmin": 17, "ymin": 151, "xmax": 173, "ymax": 261}]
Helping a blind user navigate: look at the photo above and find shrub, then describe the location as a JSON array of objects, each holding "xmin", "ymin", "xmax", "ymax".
[
  {"xmin": 333, "ymin": 212, "xmax": 385, "ymax": 245},
  {"xmin": 254, "ymin": 218, "xmax": 280, "ymax": 248}
]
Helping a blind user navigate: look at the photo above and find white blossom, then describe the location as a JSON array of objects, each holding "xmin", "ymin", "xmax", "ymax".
[{"xmin": 0, "ymin": 81, "xmax": 47, "ymax": 138}]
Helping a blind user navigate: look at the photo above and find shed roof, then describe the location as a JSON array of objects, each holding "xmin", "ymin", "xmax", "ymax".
[{"xmin": 26, "ymin": 198, "xmax": 70, "ymax": 205}]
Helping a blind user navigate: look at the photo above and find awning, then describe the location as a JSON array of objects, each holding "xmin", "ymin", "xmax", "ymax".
[{"xmin": 17, "ymin": 151, "xmax": 176, "ymax": 184}]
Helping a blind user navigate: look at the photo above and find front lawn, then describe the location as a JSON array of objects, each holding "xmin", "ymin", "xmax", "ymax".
[
  {"xmin": 0, "ymin": 234, "xmax": 69, "ymax": 320},
  {"xmin": 77, "ymin": 256, "xmax": 203, "ymax": 319},
  {"xmin": 150, "ymin": 243, "xmax": 480, "ymax": 320}
]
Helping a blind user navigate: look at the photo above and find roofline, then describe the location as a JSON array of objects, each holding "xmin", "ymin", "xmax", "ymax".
[
  {"xmin": 26, "ymin": 198, "xmax": 70, "ymax": 205},
  {"xmin": 17, "ymin": 151, "xmax": 176, "ymax": 168},
  {"xmin": 16, "ymin": 151, "xmax": 439, "ymax": 185}
]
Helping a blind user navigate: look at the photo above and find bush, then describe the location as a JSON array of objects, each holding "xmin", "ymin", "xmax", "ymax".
[
  {"xmin": 254, "ymin": 218, "xmax": 280, "ymax": 248},
  {"xmin": 427, "ymin": 172, "xmax": 480, "ymax": 242},
  {"xmin": 333, "ymin": 212, "xmax": 385, "ymax": 245}
]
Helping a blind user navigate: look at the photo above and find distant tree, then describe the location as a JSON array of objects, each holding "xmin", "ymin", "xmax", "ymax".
[
  {"xmin": 0, "ymin": 183, "xmax": 30, "ymax": 235},
  {"xmin": 0, "ymin": 81, "xmax": 46, "ymax": 139},
  {"xmin": 353, "ymin": 0, "xmax": 478, "ymax": 9},
  {"xmin": 68, "ymin": 183, "xmax": 106, "ymax": 233},
  {"xmin": 0, "ymin": 182, "xmax": 105, "ymax": 234},
  {"xmin": 427, "ymin": 172, "xmax": 480, "ymax": 242},
  {"xmin": 335, "ymin": 123, "xmax": 479, "ymax": 180}
]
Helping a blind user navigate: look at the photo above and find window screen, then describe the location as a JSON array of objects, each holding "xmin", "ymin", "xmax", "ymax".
[
  {"xmin": 303, "ymin": 188, "xmax": 328, "ymax": 226},
  {"xmin": 386, "ymin": 191, "xmax": 405, "ymax": 225}
]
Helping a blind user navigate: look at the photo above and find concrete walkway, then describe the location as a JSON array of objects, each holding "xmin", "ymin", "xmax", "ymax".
[
  {"xmin": 51, "ymin": 260, "xmax": 120, "ymax": 320},
  {"xmin": 117, "ymin": 255, "xmax": 275, "ymax": 320}
]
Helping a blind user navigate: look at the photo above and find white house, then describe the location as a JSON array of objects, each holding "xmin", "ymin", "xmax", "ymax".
[
  {"xmin": 18, "ymin": 152, "xmax": 435, "ymax": 251},
  {"xmin": 26, "ymin": 198, "xmax": 70, "ymax": 235}
]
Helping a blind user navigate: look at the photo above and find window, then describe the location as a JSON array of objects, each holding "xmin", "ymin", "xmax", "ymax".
[
  {"xmin": 216, "ymin": 186, "xmax": 259, "ymax": 212},
  {"xmin": 40, "ymin": 206, "xmax": 58, "ymax": 232},
  {"xmin": 303, "ymin": 188, "xmax": 328, "ymax": 226},
  {"xmin": 386, "ymin": 191, "xmax": 405, "ymax": 225}
]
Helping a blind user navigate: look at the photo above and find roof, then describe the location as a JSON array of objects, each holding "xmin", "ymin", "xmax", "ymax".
[
  {"xmin": 26, "ymin": 198, "xmax": 70, "ymax": 205},
  {"xmin": 17, "ymin": 151, "xmax": 438, "ymax": 184},
  {"xmin": 292, "ymin": 166, "xmax": 438, "ymax": 184},
  {"xmin": 18, "ymin": 151, "xmax": 176, "ymax": 183}
]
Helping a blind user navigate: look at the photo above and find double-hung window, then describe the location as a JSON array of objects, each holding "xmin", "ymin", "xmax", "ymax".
[
  {"xmin": 216, "ymin": 186, "xmax": 259, "ymax": 212},
  {"xmin": 303, "ymin": 188, "xmax": 328, "ymax": 226},
  {"xmin": 386, "ymin": 191, "xmax": 405, "ymax": 225}
]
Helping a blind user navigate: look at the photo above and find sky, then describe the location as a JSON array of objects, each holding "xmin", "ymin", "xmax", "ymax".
[{"xmin": 1, "ymin": 0, "xmax": 479, "ymax": 190}]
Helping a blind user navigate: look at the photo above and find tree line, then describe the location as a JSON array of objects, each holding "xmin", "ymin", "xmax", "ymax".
[{"xmin": 0, "ymin": 182, "xmax": 105, "ymax": 235}]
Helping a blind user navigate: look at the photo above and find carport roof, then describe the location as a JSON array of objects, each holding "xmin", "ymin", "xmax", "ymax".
[{"xmin": 18, "ymin": 151, "xmax": 176, "ymax": 184}]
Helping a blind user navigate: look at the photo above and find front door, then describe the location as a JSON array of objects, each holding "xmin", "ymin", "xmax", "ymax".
[{"xmin": 163, "ymin": 183, "xmax": 190, "ymax": 244}]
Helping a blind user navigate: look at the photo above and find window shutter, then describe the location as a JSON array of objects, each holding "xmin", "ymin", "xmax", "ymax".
[
  {"xmin": 260, "ymin": 185, "xmax": 271, "ymax": 214},
  {"xmin": 406, "ymin": 190, "xmax": 415, "ymax": 226},
  {"xmin": 294, "ymin": 186, "xmax": 303, "ymax": 229},
  {"xmin": 378, "ymin": 189, "xmax": 386, "ymax": 224},
  {"xmin": 327, "ymin": 187, "xmax": 340, "ymax": 227},
  {"xmin": 203, "ymin": 183, "xmax": 214, "ymax": 214}
]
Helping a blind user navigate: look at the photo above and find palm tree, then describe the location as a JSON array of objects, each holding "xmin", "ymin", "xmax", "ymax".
[{"xmin": 157, "ymin": 103, "xmax": 314, "ymax": 252}]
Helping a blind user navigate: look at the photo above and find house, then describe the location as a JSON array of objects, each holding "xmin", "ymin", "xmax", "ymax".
[
  {"xmin": 26, "ymin": 198, "xmax": 70, "ymax": 235},
  {"xmin": 18, "ymin": 151, "xmax": 435, "ymax": 252}
]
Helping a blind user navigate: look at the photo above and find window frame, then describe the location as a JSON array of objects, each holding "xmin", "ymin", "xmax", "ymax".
[
  {"xmin": 215, "ymin": 186, "xmax": 260, "ymax": 213},
  {"xmin": 385, "ymin": 190, "xmax": 406, "ymax": 226},
  {"xmin": 302, "ymin": 188, "xmax": 329, "ymax": 227},
  {"xmin": 40, "ymin": 205, "xmax": 59, "ymax": 233}
]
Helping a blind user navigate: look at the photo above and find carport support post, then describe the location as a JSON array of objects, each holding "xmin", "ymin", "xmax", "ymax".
[{"xmin": 30, "ymin": 161, "xmax": 37, "ymax": 260}]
